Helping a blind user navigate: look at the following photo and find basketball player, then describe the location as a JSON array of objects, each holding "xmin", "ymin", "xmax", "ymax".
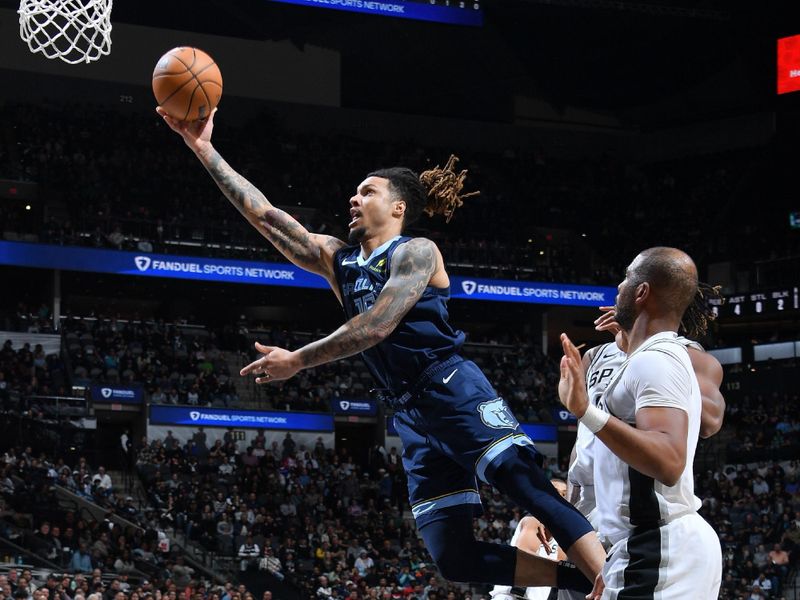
[
  {"xmin": 571, "ymin": 296, "xmax": 725, "ymax": 511},
  {"xmin": 510, "ymin": 291, "xmax": 724, "ymax": 600},
  {"xmin": 490, "ymin": 479, "xmax": 567, "ymax": 600},
  {"xmin": 157, "ymin": 108, "xmax": 606, "ymax": 594},
  {"xmin": 593, "ymin": 300, "xmax": 725, "ymax": 440},
  {"xmin": 558, "ymin": 247, "xmax": 723, "ymax": 599}
]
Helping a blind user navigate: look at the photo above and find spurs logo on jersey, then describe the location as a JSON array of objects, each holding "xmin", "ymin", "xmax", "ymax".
[
  {"xmin": 586, "ymin": 343, "xmax": 625, "ymax": 412},
  {"xmin": 568, "ymin": 342, "xmax": 625, "ymax": 500}
]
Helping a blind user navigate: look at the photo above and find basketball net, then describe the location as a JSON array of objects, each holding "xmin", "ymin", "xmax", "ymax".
[{"xmin": 18, "ymin": 0, "xmax": 112, "ymax": 65}]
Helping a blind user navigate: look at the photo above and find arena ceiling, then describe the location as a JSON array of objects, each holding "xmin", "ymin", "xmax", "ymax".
[{"xmin": 3, "ymin": 0, "xmax": 794, "ymax": 125}]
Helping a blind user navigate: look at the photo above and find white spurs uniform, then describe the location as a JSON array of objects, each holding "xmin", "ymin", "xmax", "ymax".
[
  {"xmin": 491, "ymin": 520, "xmax": 560, "ymax": 600},
  {"xmin": 569, "ymin": 342, "xmax": 626, "ymax": 521},
  {"xmin": 559, "ymin": 342, "xmax": 625, "ymax": 600},
  {"xmin": 592, "ymin": 332, "xmax": 721, "ymax": 599},
  {"xmin": 568, "ymin": 336, "xmax": 704, "ymax": 519}
]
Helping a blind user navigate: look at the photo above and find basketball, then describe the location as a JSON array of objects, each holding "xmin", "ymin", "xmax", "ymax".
[{"xmin": 152, "ymin": 47, "xmax": 222, "ymax": 121}]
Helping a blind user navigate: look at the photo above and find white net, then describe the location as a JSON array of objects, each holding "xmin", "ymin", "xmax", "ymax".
[{"xmin": 18, "ymin": 0, "xmax": 112, "ymax": 65}]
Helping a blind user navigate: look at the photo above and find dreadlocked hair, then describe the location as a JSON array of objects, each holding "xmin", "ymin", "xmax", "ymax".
[
  {"xmin": 419, "ymin": 155, "xmax": 480, "ymax": 223},
  {"xmin": 680, "ymin": 281, "xmax": 723, "ymax": 340},
  {"xmin": 368, "ymin": 156, "xmax": 479, "ymax": 229}
]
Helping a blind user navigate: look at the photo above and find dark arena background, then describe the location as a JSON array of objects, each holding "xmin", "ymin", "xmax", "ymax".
[{"xmin": 0, "ymin": 0, "xmax": 799, "ymax": 598}]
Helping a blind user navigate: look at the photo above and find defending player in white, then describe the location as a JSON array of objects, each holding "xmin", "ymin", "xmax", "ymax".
[
  {"xmin": 558, "ymin": 247, "xmax": 723, "ymax": 599},
  {"xmin": 509, "ymin": 300, "xmax": 723, "ymax": 600},
  {"xmin": 490, "ymin": 480, "xmax": 568, "ymax": 600}
]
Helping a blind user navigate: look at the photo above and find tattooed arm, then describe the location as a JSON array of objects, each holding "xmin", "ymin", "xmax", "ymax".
[
  {"xmin": 197, "ymin": 145, "xmax": 345, "ymax": 278},
  {"xmin": 239, "ymin": 238, "xmax": 440, "ymax": 382},
  {"xmin": 157, "ymin": 107, "xmax": 345, "ymax": 279},
  {"xmin": 297, "ymin": 238, "xmax": 437, "ymax": 367}
]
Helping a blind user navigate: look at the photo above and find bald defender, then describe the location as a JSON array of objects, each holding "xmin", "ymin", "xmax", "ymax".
[{"xmin": 558, "ymin": 247, "xmax": 722, "ymax": 599}]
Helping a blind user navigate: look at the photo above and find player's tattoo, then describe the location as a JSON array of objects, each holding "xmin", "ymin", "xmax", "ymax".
[
  {"xmin": 261, "ymin": 209, "xmax": 324, "ymax": 271},
  {"xmin": 201, "ymin": 147, "xmax": 343, "ymax": 273},
  {"xmin": 325, "ymin": 237, "xmax": 345, "ymax": 253},
  {"xmin": 204, "ymin": 148, "xmax": 270, "ymax": 216},
  {"xmin": 296, "ymin": 238, "xmax": 438, "ymax": 368}
]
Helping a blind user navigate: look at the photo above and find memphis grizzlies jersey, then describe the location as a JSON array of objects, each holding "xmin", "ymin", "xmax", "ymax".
[{"xmin": 332, "ymin": 235, "xmax": 465, "ymax": 393}]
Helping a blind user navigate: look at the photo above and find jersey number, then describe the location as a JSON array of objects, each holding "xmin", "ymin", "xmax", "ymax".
[
  {"xmin": 353, "ymin": 294, "xmax": 376, "ymax": 314},
  {"xmin": 594, "ymin": 393, "xmax": 605, "ymax": 411}
]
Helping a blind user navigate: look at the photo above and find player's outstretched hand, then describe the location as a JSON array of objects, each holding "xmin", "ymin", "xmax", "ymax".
[
  {"xmin": 156, "ymin": 106, "xmax": 216, "ymax": 153},
  {"xmin": 594, "ymin": 306, "xmax": 629, "ymax": 353},
  {"xmin": 240, "ymin": 341, "xmax": 302, "ymax": 384},
  {"xmin": 586, "ymin": 573, "xmax": 605, "ymax": 599},
  {"xmin": 593, "ymin": 306, "xmax": 620, "ymax": 334},
  {"xmin": 523, "ymin": 515, "xmax": 550, "ymax": 548},
  {"xmin": 558, "ymin": 333, "xmax": 590, "ymax": 418}
]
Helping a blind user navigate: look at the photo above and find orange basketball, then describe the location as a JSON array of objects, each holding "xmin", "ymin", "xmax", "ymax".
[{"xmin": 152, "ymin": 47, "xmax": 222, "ymax": 121}]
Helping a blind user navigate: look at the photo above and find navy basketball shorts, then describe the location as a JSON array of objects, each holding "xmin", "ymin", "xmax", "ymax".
[{"xmin": 392, "ymin": 357, "xmax": 537, "ymax": 528}]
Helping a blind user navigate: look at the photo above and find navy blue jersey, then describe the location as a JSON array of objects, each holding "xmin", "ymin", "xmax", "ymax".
[{"xmin": 332, "ymin": 235, "xmax": 465, "ymax": 393}]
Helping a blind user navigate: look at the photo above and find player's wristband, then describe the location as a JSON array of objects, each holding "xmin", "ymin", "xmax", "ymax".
[
  {"xmin": 579, "ymin": 403, "xmax": 610, "ymax": 433},
  {"xmin": 556, "ymin": 562, "xmax": 593, "ymax": 593}
]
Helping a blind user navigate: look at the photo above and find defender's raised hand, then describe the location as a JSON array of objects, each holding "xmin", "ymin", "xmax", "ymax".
[
  {"xmin": 558, "ymin": 333, "xmax": 590, "ymax": 418},
  {"xmin": 594, "ymin": 306, "xmax": 629, "ymax": 353}
]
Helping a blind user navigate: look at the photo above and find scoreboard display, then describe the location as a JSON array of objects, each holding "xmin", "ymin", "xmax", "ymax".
[
  {"xmin": 778, "ymin": 34, "xmax": 800, "ymax": 95},
  {"xmin": 710, "ymin": 287, "xmax": 800, "ymax": 318},
  {"xmin": 265, "ymin": 0, "xmax": 483, "ymax": 26}
]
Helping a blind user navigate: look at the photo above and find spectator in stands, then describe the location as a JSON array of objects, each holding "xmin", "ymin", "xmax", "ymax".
[
  {"xmin": 769, "ymin": 543, "xmax": 789, "ymax": 577},
  {"xmin": 282, "ymin": 433, "xmax": 295, "ymax": 459},
  {"xmin": 92, "ymin": 467, "xmax": 112, "ymax": 493},
  {"xmin": 315, "ymin": 575, "xmax": 332, "ymax": 599},
  {"xmin": 237, "ymin": 536, "xmax": 260, "ymax": 572},
  {"xmin": 354, "ymin": 550, "xmax": 374, "ymax": 577},
  {"xmin": 753, "ymin": 475, "xmax": 769, "ymax": 496},
  {"xmin": 113, "ymin": 550, "xmax": 135, "ymax": 574},
  {"xmin": 91, "ymin": 532, "xmax": 110, "ymax": 563},
  {"xmin": 171, "ymin": 557, "xmax": 194, "ymax": 588},
  {"xmin": 69, "ymin": 542, "xmax": 93, "ymax": 573},
  {"xmin": 258, "ymin": 547, "xmax": 283, "ymax": 581}
]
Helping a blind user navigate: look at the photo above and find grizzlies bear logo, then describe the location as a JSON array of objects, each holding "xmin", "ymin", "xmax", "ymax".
[{"xmin": 478, "ymin": 398, "xmax": 518, "ymax": 430}]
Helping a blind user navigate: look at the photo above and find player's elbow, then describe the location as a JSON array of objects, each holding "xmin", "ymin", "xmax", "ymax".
[
  {"xmin": 369, "ymin": 322, "xmax": 393, "ymax": 344},
  {"xmin": 656, "ymin": 459, "xmax": 686, "ymax": 487},
  {"xmin": 658, "ymin": 472, "xmax": 681, "ymax": 488},
  {"xmin": 367, "ymin": 313, "xmax": 401, "ymax": 343}
]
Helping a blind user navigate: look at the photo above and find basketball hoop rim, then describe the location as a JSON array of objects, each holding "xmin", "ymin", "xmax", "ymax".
[{"xmin": 18, "ymin": 0, "xmax": 113, "ymax": 65}]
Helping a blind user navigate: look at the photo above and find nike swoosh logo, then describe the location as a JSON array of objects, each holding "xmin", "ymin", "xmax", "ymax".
[
  {"xmin": 602, "ymin": 353, "xmax": 617, "ymax": 359},
  {"xmin": 341, "ymin": 259, "xmax": 359, "ymax": 265},
  {"xmin": 442, "ymin": 368, "xmax": 458, "ymax": 384}
]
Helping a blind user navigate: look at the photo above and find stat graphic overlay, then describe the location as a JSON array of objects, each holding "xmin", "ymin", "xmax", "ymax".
[
  {"xmin": 778, "ymin": 34, "xmax": 800, "ymax": 94},
  {"xmin": 709, "ymin": 287, "xmax": 800, "ymax": 319},
  {"xmin": 264, "ymin": 0, "xmax": 483, "ymax": 26}
]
